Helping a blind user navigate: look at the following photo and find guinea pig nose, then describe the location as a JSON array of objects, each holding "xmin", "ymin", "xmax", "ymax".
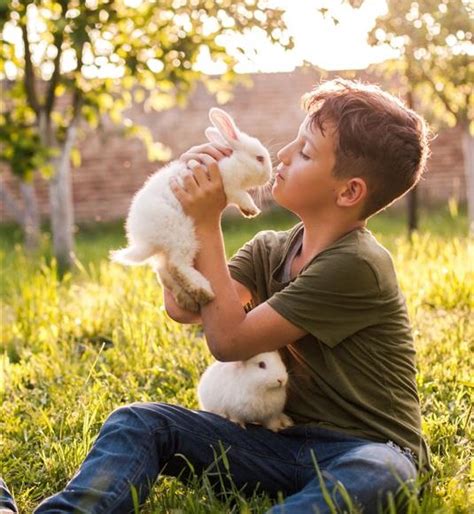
[{"xmin": 277, "ymin": 379, "xmax": 283, "ymax": 386}]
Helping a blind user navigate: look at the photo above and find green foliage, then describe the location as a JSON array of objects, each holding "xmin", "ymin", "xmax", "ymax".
[
  {"xmin": 0, "ymin": 0, "xmax": 292, "ymax": 180},
  {"xmin": 369, "ymin": 0, "xmax": 473, "ymax": 131},
  {"xmin": 1, "ymin": 207, "xmax": 473, "ymax": 512},
  {"xmin": 0, "ymin": 87, "xmax": 55, "ymax": 180}
]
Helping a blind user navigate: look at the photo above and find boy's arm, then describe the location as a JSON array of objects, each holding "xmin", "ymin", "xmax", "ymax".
[
  {"xmin": 163, "ymin": 288, "xmax": 200, "ymax": 324},
  {"xmin": 195, "ymin": 222, "xmax": 306, "ymax": 361},
  {"xmin": 170, "ymin": 149, "xmax": 307, "ymax": 361},
  {"xmin": 163, "ymin": 278, "xmax": 252, "ymax": 324}
]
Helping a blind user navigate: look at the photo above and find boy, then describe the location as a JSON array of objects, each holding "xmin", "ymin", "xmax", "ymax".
[{"xmin": 4, "ymin": 79, "xmax": 430, "ymax": 513}]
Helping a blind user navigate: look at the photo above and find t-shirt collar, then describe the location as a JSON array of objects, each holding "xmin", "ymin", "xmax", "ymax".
[{"xmin": 274, "ymin": 222, "xmax": 370, "ymax": 284}]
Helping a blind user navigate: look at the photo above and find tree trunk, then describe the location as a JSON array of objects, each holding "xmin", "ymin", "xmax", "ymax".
[
  {"xmin": 462, "ymin": 125, "xmax": 474, "ymax": 235},
  {"xmin": 0, "ymin": 178, "xmax": 41, "ymax": 251},
  {"xmin": 19, "ymin": 180, "xmax": 41, "ymax": 252},
  {"xmin": 407, "ymin": 186, "xmax": 418, "ymax": 235},
  {"xmin": 405, "ymin": 85, "xmax": 418, "ymax": 235},
  {"xmin": 0, "ymin": 180, "xmax": 24, "ymax": 225},
  {"xmin": 49, "ymin": 124, "xmax": 77, "ymax": 271}
]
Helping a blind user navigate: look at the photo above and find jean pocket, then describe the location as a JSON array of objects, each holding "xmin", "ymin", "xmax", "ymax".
[{"xmin": 386, "ymin": 440, "xmax": 417, "ymax": 468}]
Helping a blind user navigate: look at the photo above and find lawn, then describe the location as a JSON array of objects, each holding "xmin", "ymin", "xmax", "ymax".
[{"xmin": 1, "ymin": 205, "xmax": 472, "ymax": 513}]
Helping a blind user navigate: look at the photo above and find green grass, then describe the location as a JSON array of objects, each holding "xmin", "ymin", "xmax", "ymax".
[{"xmin": 1, "ymin": 205, "xmax": 473, "ymax": 513}]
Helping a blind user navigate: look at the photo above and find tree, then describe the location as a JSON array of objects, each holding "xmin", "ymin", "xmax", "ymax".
[
  {"xmin": 0, "ymin": 85, "xmax": 54, "ymax": 251},
  {"xmin": 0, "ymin": 0, "xmax": 291, "ymax": 269},
  {"xmin": 368, "ymin": 0, "xmax": 474, "ymax": 233}
]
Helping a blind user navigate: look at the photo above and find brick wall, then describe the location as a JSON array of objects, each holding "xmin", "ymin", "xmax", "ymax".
[{"xmin": 0, "ymin": 68, "xmax": 465, "ymax": 222}]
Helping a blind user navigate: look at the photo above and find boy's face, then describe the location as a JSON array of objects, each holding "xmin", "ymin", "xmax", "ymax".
[{"xmin": 273, "ymin": 116, "xmax": 343, "ymax": 217}]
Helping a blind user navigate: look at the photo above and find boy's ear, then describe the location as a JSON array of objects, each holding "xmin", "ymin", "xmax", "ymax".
[{"xmin": 337, "ymin": 178, "xmax": 367, "ymax": 208}]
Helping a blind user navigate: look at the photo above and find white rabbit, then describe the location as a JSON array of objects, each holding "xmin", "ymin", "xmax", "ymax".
[
  {"xmin": 197, "ymin": 351, "xmax": 294, "ymax": 432},
  {"xmin": 110, "ymin": 108, "xmax": 272, "ymax": 312}
]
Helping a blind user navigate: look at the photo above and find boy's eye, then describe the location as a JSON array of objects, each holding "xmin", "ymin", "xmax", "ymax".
[{"xmin": 299, "ymin": 150, "xmax": 310, "ymax": 160}]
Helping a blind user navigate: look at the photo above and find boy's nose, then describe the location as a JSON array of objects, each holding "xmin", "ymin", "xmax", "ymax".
[{"xmin": 277, "ymin": 144, "xmax": 291, "ymax": 164}]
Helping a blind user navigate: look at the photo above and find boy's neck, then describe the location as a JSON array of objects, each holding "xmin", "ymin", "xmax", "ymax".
[{"xmin": 298, "ymin": 217, "xmax": 367, "ymax": 262}]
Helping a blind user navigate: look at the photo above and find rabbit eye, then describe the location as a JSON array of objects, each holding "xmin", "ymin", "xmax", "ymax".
[
  {"xmin": 256, "ymin": 155, "xmax": 265, "ymax": 163},
  {"xmin": 258, "ymin": 361, "xmax": 266, "ymax": 369}
]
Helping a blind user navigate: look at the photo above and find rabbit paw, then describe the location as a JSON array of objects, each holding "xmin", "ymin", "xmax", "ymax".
[
  {"xmin": 239, "ymin": 206, "xmax": 261, "ymax": 218},
  {"xmin": 264, "ymin": 413, "xmax": 294, "ymax": 432},
  {"xmin": 229, "ymin": 417, "xmax": 247, "ymax": 429},
  {"xmin": 194, "ymin": 287, "xmax": 215, "ymax": 306},
  {"xmin": 214, "ymin": 411, "xmax": 247, "ymax": 429},
  {"xmin": 167, "ymin": 264, "xmax": 215, "ymax": 309},
  {"xmin": 175, "ymin": 290, "xmax": 200, "ymax": 313},
  {"xmin": 175, "ymin": 287, "xmax": 215, "ymax": 313}
]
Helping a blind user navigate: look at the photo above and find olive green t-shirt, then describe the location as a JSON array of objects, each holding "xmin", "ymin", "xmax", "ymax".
[{"xmin": 228, "ymin": 222, "xmax": 430, "ymax": 470}]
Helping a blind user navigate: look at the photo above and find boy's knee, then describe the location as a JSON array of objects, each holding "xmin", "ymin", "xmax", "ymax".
[
  {"xmin": 368, "ymin": 444, "xmax": 417, "ymax": 487},
  {"xmin": 329, "ymin": 443, "xmax": 417, "ymax": 511},
  {"xmin": 351, "ymin": 444, "xmax": 415, "ymax": 486},
  {"xmin": 104, "ymin": 402, "xmax": 170, "ymax": 434}
]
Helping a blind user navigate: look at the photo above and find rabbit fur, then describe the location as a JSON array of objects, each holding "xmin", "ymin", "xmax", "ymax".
[
  {"xmin": 110, "ymin": 108, "xmax": 272, "ymax": 312},
  {"xmin": 198, "ymin": 351, "xmax": 294, "ymax": 432}
]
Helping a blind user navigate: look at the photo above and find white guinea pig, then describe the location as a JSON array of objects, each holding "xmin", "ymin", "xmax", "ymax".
[
  {"xmin": 110, "ymin": 108, "xmax": 272, "ymax": 313},
  {"xmin": 197, "ymin": 351, "xmax": 294, "ymax": 432}
]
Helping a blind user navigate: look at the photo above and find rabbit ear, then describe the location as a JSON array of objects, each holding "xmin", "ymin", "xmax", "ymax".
[
  {"xmin": 205, "ymin": 127, "xmax": 229, "ymax": 147},
  {"xmin": 209, "ymin": 108, "xmax": 239, "ymax": 143}
]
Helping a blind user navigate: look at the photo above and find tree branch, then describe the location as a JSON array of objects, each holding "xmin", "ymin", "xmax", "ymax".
[
  {"xmin": 70, "ymin": 35, "xmax": 86, "ymax": 126},
  {"xmin": 420, "ymin": 66, "xmax": 458, "ymax": 120},
  {"xmin": 71, "ymin": 88, "xmax": 83, "ymax": 127},
  {"xmin": 20, "ymin": 21, "xmax": 40, "ymax": 115},
  {"xmin": 45, "ymin": 29, "xmax": 65, "ymax": 116}
]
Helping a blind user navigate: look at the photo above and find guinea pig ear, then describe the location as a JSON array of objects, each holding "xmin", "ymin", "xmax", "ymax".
[
  {"xmin": 209, "ymin": 108, "xmax": 240, "ymax": 144},
  {"xmin": 205, "ymin": 127, "xmax": 229, "ymax": 147}
]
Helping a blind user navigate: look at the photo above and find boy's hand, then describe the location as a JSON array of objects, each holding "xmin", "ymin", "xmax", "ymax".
[
  {"xmin": 179, "ymin": 143, "xmax": 232, "ymax": 166},
  {"xmin": 171, "ymin": 158, "xmax": 227, "ymax": 229}
]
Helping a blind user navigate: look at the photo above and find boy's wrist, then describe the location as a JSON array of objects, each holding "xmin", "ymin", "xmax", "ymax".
[{"xmin": 195, "ymin": 217, "xmax": 222, "ymax": 237}]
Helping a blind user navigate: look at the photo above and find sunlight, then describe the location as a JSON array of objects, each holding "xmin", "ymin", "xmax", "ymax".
[
  {"xmin": 195, "ymin": 0, "xmax": 397, "ymax": 73},
  {"xmin": 1, "ymin": 0, "xmax": 397, "ymax": 80}
]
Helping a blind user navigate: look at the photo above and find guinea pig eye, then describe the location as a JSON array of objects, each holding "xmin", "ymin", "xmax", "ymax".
[
  {"xmin": 258, "ymin": 361, "xmax": 266, "ymax": 369},
  {"xmin": 256, "ymin": 155, "xmax": 265, "ymax": 163}
]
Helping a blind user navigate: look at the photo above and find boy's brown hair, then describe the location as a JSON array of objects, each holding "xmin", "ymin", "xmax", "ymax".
[{"xmin": 303, "ymin": 79, "xmax": 430, "ymax": 219}]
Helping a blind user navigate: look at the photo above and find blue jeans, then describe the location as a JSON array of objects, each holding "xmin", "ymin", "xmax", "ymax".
[
  {"xmin": 4, "ymin": 402, "xmax": 417, "ymax": 513},
  {"xmin": 0, "ymin": 478, "xmax": 17, "ymax": 513}
]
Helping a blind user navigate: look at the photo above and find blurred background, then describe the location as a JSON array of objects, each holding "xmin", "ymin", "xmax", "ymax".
[
  {"xmin": 1, "ymin": 4, "xmax": 473, "ymax": 512},
  {"xmin": 0, "ymin": 0, "xmax": 472, "ymax": 269}
]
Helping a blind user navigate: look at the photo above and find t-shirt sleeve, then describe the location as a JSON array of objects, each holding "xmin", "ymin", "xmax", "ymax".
[
  {"xmin": 227, "ymin": 233, "xmax": 262, "ymax": 293},
  {"xmin": 267, "ymin": 252, "xmax": 382, "ymax": 347}
]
